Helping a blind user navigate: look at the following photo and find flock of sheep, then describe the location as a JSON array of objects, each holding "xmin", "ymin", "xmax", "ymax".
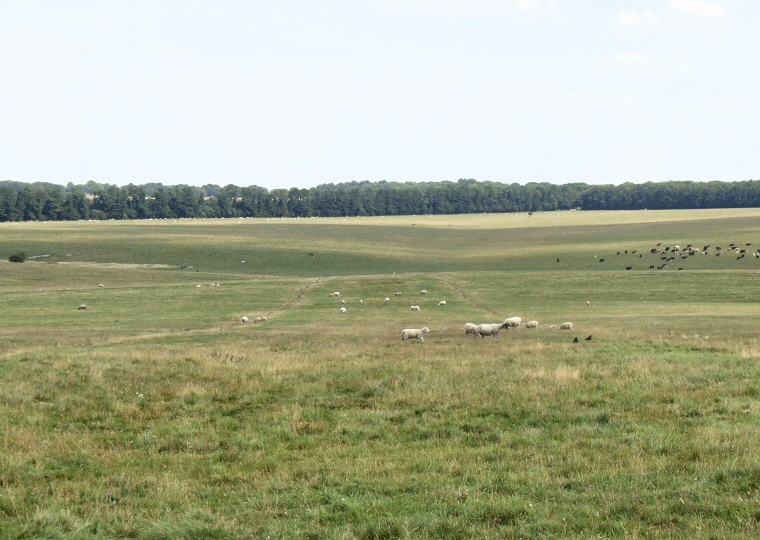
[
  {"xmin": 404, "ymin": 317, "xmax": 575, "ymax": 342},
  {"xmin": 326, "ymin": 288, "xmax": 575, "ymax": 343}
]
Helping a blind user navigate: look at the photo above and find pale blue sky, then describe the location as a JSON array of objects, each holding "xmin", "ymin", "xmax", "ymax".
[{"xmin": 1, "ymin": 0, "xmax": 758, "ymax": 189}]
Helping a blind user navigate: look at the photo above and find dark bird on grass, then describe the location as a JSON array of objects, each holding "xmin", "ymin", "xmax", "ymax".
[
  {"xmin": 573, "ymin": 337, "xmax": 579, "ymax": 343},
  {"xmin": 585, "ymin": 335, "xmax": 592, "ymax": 341}
]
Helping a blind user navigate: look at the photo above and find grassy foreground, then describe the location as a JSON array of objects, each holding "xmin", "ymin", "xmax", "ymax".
[{"xmin": 2, "ymin": 210, "xmax": 760, "ymax": 539}]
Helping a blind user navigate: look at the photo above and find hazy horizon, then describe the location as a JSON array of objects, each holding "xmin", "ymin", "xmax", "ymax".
[{"xmin": 2, "ymin": 1, "xmax": 758, "ymax": 190}]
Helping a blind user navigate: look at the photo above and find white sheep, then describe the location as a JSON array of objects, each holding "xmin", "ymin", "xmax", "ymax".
[
  {"xmin": 525, "ymin": 320, "xmax": 539, "ymax": 328},
  {"xmin": 420, "ymin": 289, "xmax": 427, "ymax": 294},
  {"xmin": 384, "ymin": 297, "xmax": 390, "ymax": 303},
  {"xmin": 340, "ymin": 307, "xmax": 347, "ymax": 313},
  {"xmin": 254, "ymin": 317, "xmax": 262, "ymax": 322},
  {"xmin": 410, "ymin": 305, "xmax": 420, "ymax": 311},
  {"xmin": 241, "ymin": 316, "xmax": 249, "ymax": 323},
  {"xmin": 401, "ymin": 327, "xmax": 430, "ymax": 341},
  {"xmin": 464, "ymin": 323, "xmax": 479, "ymax": 336},
  {"xmin": 394, "ymin": 292, "xmax": 402, "ymax": 296},
  {"xmin": 359, "ymin": 299, "xmax": 363, "ymax": 304},
  {"xmin": 503, "ymin": 316, "xmax": 522, "ymax": 328},
  {"xmin": 330, "ymin": 292, "xmax": 341, "ymax": 297},
  {"xmin": 438, "ymin": 300, "xmax": 447, "ymax": 306},
  {"xmin": 341, "ymin": 299, "xmax": 346, "ymax": 304},
  {"xmin": 558, "ymin": 322, "xmax": 574, "ymax": 330},
  {"xmin": 78, "ymin": 304, "xmax": 87, "ymax": 310},
  {"xmin": 261, "ymin": 316, "xmax": 267, "ymax": 321},
  {"xmin": 476, "ymin": 322, "xmax": 509, "ymax": 338}
]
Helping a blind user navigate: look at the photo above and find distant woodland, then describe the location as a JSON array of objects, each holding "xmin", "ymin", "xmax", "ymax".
[{"xmin": 2, "ymin": 178, "xmax": 760, "ymax": 222}]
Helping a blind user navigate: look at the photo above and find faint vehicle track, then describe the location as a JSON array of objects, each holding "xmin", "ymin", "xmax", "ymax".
[
  {"xmin": 1, "ymin": 278, "xmax": 328, "ymax": 356},
  {"xmin": 435, "ymin": 273, "xmax": 503, "ymax": 319}
]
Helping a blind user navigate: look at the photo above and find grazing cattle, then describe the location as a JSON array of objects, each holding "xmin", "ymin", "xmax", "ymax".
[
  {"xmin": 625, "ymin": 266, "xmax": 633, "ymax": 270},
  {"xmin": 599, "ymin": 259, "xmax": 605, "ymax": 263}
]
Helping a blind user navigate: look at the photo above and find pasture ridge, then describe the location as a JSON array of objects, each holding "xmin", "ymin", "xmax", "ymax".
[{"xmin": 2, "ymin": 209, "xmax": 760, "ymax": 538}]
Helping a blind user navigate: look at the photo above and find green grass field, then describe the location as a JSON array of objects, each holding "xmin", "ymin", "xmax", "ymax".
[{"xmin": 2, "ymin": 209, "xmax": 760, "ymax": 539}]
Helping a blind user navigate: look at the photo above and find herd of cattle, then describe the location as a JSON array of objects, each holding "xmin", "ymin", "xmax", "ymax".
[{"xmin": 595, "ymin": 241, "xmax": 760, "ymax": 271}]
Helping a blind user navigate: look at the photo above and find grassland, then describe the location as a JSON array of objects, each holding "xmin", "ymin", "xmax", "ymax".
[{"xmin": 2, "ymin": 209, "xmax": 760, "ymax": 539}]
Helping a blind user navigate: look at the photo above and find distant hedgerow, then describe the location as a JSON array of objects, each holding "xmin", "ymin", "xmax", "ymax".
[{"xmin": 8, "ymin": 251, "xmax": 26, "ymax": 263}]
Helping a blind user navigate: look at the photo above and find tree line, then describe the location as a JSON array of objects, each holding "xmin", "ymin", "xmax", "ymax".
[{"xmin": 1, "ymin": 178, "xmax": 760, "ymax": 222}]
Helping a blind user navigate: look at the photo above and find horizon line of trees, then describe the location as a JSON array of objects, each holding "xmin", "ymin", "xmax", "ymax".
[{"xmin": 2, "ymin": 178, "xmax": 760, "ymax": 222}]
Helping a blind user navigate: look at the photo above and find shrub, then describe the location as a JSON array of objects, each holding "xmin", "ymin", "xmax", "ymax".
[{"xmin": 8, "ymin": 252, "xmax": 26, "ymax": 263}]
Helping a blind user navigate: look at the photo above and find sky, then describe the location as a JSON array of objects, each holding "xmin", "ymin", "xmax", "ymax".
[{"xmin": 1, "ymin": 0, "xmax": 758, "ymax": 190}]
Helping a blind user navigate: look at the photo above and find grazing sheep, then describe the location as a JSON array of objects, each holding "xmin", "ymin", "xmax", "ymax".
[
  {"xmin": 525, "ymin": 320, "xmax": 539, "ymax": 328},
  {"xmin": 340, "ymin": 307, "xmax": 347, "ymax": 313},
  {"xmin": 401, "ymin": 327, "xmax": 430, "ymax": 342},
  {"xmin": 241, "ymin": 316, "xmax": 249, "ymax": 323},
  {"xmin": 464, "ymin": 323, "xmax": 479, "ymax": 336},
  {"xmin": 558, "ymin": 322, "xmax": 574, "ymax": 331},
  {"xmin": 476, "ymin": 322, "xmax": 509, "ymax": 338},
  {"xmin": 503, "ymin": 316, "xmax": 522, "ymax": 328},
  {"xmin": 438, "ymin": 300, "xmax": 447, "ymax": 306},
  {"xmin": 78, "ymin": 304, "xmax": 87, "ymax": 310},
  {"xmin": 341, "ymin": 299, "xmax": 346, "ymax": 304},
  {"xmin": 384, "ymin": 297, "xmax": 390, "ymax": 303},
  {"xmin": 420, "ymin": 290, "xmax": 427, "ymax": 294},
  {"xmin": 254, "ymin": 317, "xmax": 262, "ymax": 322},
  {"xmin": 394, "ymin": 292, "xmax": 402, "ymax": 296},
  {"xmin": 261, "ymin": 316, "xmax": 267, "ymax": 321},
  {"xmin": 410, "ymin": 305, "xmax": 420, "ymax": 311},
  {"xmin": 586, "ymin": 301, "xmax": 591, "ymax": 306},
  {"xmin": 330, "ymin": 292, "xmax": 341, "ymax": 297},
  {"xmin": 360, "ymin": 299, "xmax": 363, "ymax": 304}
]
